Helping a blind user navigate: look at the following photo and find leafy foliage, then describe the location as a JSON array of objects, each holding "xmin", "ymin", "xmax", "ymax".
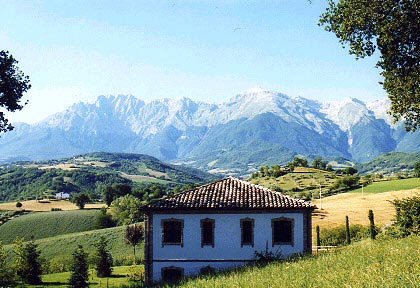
[
  {"xmin": 13, "ymin": 238, "xmax": 42, "ymax": 284},
  {"xmin": 71, "ymin": 193, "xmax": 90, "ymax": 209},
  {"xmin": 391, "ymin": 195, "xmax": 420, "ymax": 236},
  {"xmin": 111, "ymin": 195, "xmax": 143, "ymax": 225},
  {"xmin": 94, "ymin": 236, "xmax": 113, "ymax": 278},
  {"xmin": 69, "ymin": 245, "xmax": 89, "ymax": 288},
  {"xmin": 125, "ymin": 224, "xmax": 144, "ymax": 264},
  {"xmin": 0, "ymin": 242, "xmax": 13, "ymax": 285},
  {"xmin": 319, "ymin": 0, "xmax": 419, "ymax": 131},
  {"xmin": 0, "ymin": 50, "xmax": 31, "ymax": 133}
]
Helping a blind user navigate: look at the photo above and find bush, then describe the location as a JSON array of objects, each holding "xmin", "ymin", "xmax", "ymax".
[
  {"xmin": 51, "ymin": 208, "xmax": 62, "ymax": 211},
  {"xmin": 16, "ymin": 202, "xmax": 23, "ymax": 208},
  {"xmin": 390, "ymin": 195, "xmax": 420, "ymax": 237},
  {"xmin": 319, "ymin": 225, "xmax": 369, "ymax": 246}
]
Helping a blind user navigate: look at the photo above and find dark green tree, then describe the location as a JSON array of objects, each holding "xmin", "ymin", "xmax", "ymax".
[
  {"xmin": 368, "ymin": 210, "xmax": 377, "ymax": 240},
  {"xmin": 15, "ymin": 201, "xmax": 22, "ymax": 208},
  {"xmin": 13, "ymin": 238, "xmax": 42, "ymax": 284},
  {"xmin": 0, "ymin": 50, "xmax": 31, "ymax": 133},
  {"xmin": 414, "ymin": 162, "xmax": 420, "ymax": 178},
  {"xmin": 345, "ymin": 216, "xmax": 351, "ymax": 245},
  {"xmin": 69, "ymin": 245, "xmax": 89, "ymax": 288},
  {"xmin": 71, "ymin": 193, "xmax": 90, "ymax": 209},
  {"xmin": 0, "ymin": 242, "xmax": 13, "ymax": 285},
  {"xmin": 312, "ymin": 157, "xmax": 327, "ymax": 170},
  {"xmin": 319, "ymin": 0, "xmax": 419, "ymax": 131},
  {"xmin": 125, "ymin": 224, "xmax": 144, "ymax": 264},
  {"xmin": 96, "ymin": 207, "xmax": 116, "ymax": 229},
  {"xmin": 94, "ymin": 236, "xmax": 113, "ymax": 278}
]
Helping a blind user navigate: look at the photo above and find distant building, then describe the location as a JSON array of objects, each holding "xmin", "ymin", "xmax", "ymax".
[
  {"xmin": 142, "ymin": 177, "xmax": 315, "ymax": 285},
  {"xmin": 55, "ymin": 192, "xmax": 70, "ymax": 200}
]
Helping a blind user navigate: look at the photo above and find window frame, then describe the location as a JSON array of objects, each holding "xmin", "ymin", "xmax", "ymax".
[
  {"xmin": 161, "ymin": 218, "xmax": 184, "ymax": 247},
  {"xmin": 161, "ymin": 266, "xmax": 184, "ymax": 283},
  {"xmin": 200, "ymin": 218, "xmax": 215, "ymax": 247},
  {"xmin": 240, "ymin": 218, "xmax": 255, "ymax": 247},
  {"xmin": 271, "ymin": 217, "xmax": 294, "ymax": 246}
]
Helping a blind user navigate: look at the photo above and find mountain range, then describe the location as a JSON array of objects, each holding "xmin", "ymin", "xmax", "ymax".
[{"xmin": 1, "ymin": 88, "xmax": 419, "ymax": 174}]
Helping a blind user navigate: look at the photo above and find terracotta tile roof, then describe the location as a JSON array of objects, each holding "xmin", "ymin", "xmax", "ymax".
[{"xmin": 144, "ymin": 177, "xmax": 315, "ymax": 211}]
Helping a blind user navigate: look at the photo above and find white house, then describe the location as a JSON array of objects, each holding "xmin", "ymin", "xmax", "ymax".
[
  {"xmin": 55, "ymin": 192, "xmax": 70, "ymax": 200},
  {"xmin": 143, "ymin": 177, "xmax": 315, "ymax": 285}
]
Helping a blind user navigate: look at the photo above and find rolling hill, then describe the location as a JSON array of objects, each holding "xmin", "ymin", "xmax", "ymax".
[{"xmin": 0, "ymin": 152, "xmax": 217, "ymax": 201}]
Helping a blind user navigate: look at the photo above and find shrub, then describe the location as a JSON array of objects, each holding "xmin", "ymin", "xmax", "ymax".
[
  {"xmin": 96, "ymin": 208, "xmax": 116, "ymax": 229},
  {"xmin": 51, "ymin": 208, "xmax": 62, "ymax": 211},
  {"xmin": 69, "ymin": 245, "xmax": 89, "ymax": 288},
  {"xmin": 319, "ymin": 225, "xmax": 369, "ymax": 246},
  {"xmin": 390, "ymin": 195, "xmax": 420, "ymax": 236},
  {"xmin": 16, "ymin": 202, "xmax": 23, "ymax": 208},
  {"xmin": 200, "ymin": 265, "xmax": 216, "ymax": 276},
  {"xmin": 94, "ymin": 236, "xmax": 113, "ymax": 278}
]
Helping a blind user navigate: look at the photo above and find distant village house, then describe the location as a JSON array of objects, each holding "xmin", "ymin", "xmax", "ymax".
[
  {"xmin": 142, "ymin": 177, "xmax": 315, "ymax": 285},
  {"xmin": 55, "ymin": 192, "xmax": 70, "ymax": 200}
]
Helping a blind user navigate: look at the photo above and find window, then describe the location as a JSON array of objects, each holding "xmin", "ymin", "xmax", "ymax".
[
  {"xmin": 161, "ymin": 219, "xmax": 184, "ymax": 246},
  {"xmin": 162, "ymin": 267, "xmax": 184, "ymax": 283},
  {"xmin": 201, "ymin": 218, "xmax": 215, "ymax": 247},
  {"xmin": 272, "ymin": 218, "xmax": 294, "ymax": 246},
  {"xmin": 240, "ymin": 218, "xmax": 254, "ymax": 247}
]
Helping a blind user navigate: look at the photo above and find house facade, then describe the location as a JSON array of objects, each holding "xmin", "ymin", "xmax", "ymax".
[
  {"xmin": 143, "ymin": 177, "xmax": 315, "ymax": 285},
  {"xmin": 55, "ymin": 192, "xmax": 70, "ymax": 200}
]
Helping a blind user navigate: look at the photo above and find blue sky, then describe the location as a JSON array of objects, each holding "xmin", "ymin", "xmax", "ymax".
[{"xmin": 1, "ymin": 0, "xmax": 385, "ymax": 124}]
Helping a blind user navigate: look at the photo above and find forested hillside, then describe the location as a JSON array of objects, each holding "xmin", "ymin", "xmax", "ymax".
[{"xmin": 0, "ymin": 152, "xmax": 217, "ymax": 201}]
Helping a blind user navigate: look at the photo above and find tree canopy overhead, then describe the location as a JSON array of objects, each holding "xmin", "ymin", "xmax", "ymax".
[
  {"xmin": 0, "ymin": 50, "xmax": 31, "ymax": 133},
  {"xmin": 319, "ymin": 0, "xmax": 419, "ymax": 131}
]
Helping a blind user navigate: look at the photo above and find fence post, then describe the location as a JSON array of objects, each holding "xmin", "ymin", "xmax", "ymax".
[
  {"xmin": 316, "ymin": 225, "xmax": 320, "ymax": 253},
  {"xmin": 345, "ymin": 216, "xmax": 351, "ymax": 245},
  {"xmin": 368, "ymin": 210, "xmax": 376, "ymax": 239}
]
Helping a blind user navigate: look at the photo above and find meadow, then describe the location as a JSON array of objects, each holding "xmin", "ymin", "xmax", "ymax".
[
  {"xmin": 4, "ymin": 225, "xmax": 143, "ymax": 272},
  {"xmin": 178, "ymin": 236, "xmax": 420, "ymax": 288},
  {"xmin": 0, "ymin": 209, "xmax": 102, "ymax": 244},
  {"xmin": 351, "ymin": 177, "xmax": 420, "ymax": 193}
]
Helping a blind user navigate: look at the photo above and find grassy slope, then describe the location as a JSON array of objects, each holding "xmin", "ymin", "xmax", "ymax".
[
  {"xmin": 4, "ymin": 225, "xmax": 143, "ymax": 270},
  {"xmin": 179, "ymin": 236, "xmax": 420, "ymax": 288},
  {"xmin": 250, "ymin": 168, "xmax": 339, "ymax": 193},
  {"xmin": 312, "ymin": 188, "xmax": 419, "ymax": 230},
  {"xmin": 0, "ymin": 210, "xmax": 101, "ymax": 244},
  {"xmin": 30, "ymin": 265, "xmax": 143, "ymax": 288},
  {"xmin": 351, "ymin": 177, "xmax": 420, "ymax": 193}
]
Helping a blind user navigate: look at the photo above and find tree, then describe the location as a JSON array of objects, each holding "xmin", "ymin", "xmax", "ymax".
[
  {"xmin": 71, "ymin": 193, "xmax": 90, "ymax": 209},
  {"xmin": 125, "ymin": 224, "xmax": 144, "ymax": 264},
  {"xmin": 101, "ymin": 184, "xmax": 132, "ymax": 207},
  {"xmin": 96, "ymin": 207, "xmax": 116, "ymax": 229},
  {"xmin": 0, "ymin": 242, "xmax": 13, "ymax": 286},
  {"xmin": 391, "ymin": 195, "xmax": 420, "ymax": 236},
  {"xmin": 13, "ymin": 238, "xmax": 42, "ymax": 285},
  {"xmin": 289, "ymin": 156, "xmax": 308, "ymax": 168},
  {"xmin": 343, "ymin": 167, "xmax": 358, "ymax": 175},
  {"xmin": 111, "ymin": 195, "xmax": 143, "ymax": 225},
  {"xmin": 414, "ymin": 162, "xmax": 420, "ymax": 178},
  {"xmin": 69, "ymin": 245, "xmax": 89, "ymax": 288},
  {"xmin": 94, "ymin": 236, "xmax": 113, "ymax": 278},
  {"xmin": 312, "ymin": 157, "xmax": 327, "ymax": 170},
  {"xmin": 15, "ymin": 201, "xmax": 22, "ymax": 208},
  {"xmin": 319, "ymin": 1, "xmax": 419, "ymax": 131},
  {"xmin": 0, "ymin": 50, "xmax": 31, "ymax": 133}
]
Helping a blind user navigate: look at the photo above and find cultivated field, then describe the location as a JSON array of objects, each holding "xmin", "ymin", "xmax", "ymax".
[
  {"xmin": 0, "ymin": 199, "xmax": 104, "ymax": 211},
  {"xmin": 178, "ymin": 236, "xmax": 420, "ymax": 288},
  {"xmin": 312, "ymin": 188, "xmax": 419, "ymax": 230},
  {"xmin": 351, "ymin": 177, "xmax": 420, "ymax": 193},
  {"xmin": 0, "ymin": 210, "xmax": 101, "ymax": 244}
]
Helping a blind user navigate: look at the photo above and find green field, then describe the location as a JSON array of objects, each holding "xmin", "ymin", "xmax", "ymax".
[
  {"xmin": 4, "ymin": 225, "xmax": 143, "ymax": 272},
  {"xmin": 29, "ymin": 265, "xmax": 143, "ymax": 288},
  {"xmin": 351, "ymin": 178, "xmax": 420, "ymax": 194},
  {"xmin": 179, "ymin": 236, "xmax": 420, "ymax": 288},
  {"xmin": 0, "ymin": 210, "xmax": 101, "ymax": 244}
]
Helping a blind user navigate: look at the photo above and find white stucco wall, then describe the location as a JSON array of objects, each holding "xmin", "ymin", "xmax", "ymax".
[{"xmin": 151, "ymin": 212, "xmax": 305, "ymax": 282}]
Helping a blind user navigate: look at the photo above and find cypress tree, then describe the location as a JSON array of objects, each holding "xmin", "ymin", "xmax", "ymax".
[
  {"xmin": 368, "ymin": 210, "xmax": 377, "ymax": 240},
  {"xmin": 69, "ymin": 245, "xmax": 89, "ymax": 288},
  {"xmin": 345, "ymin": 216, "xmax": 351, "ymax": 245},
  {"xmin": 94, "ymin": 236, "xmax": 113, "ymax": 278},
  {"xmin": 0, "ymin": 242, "xmax": 13, "ymax": 286}
]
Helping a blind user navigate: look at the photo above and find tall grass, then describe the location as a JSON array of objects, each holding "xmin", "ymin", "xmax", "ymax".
[
  {"xmin": 178, "ymin": 236, "xmax": 419, "ymax": 288},
  {"xmin": 0, "ymin": 210, "xmax": 101, "ymax": 244}
]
